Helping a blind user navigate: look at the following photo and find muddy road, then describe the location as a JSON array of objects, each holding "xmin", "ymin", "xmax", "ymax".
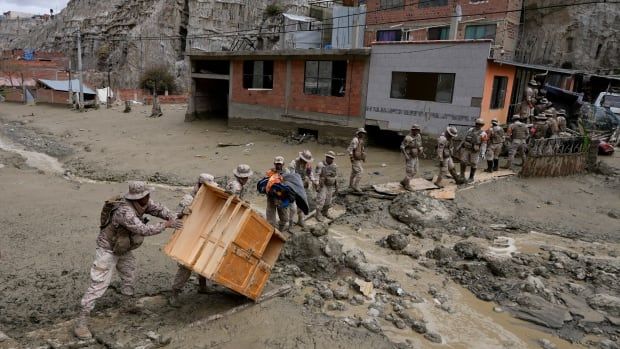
[{"xmin": 0, "ymin": 103, "xmax": 619, "ymax": 349}]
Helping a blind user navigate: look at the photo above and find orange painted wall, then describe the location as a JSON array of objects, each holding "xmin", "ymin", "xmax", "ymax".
[{"xmin": 480, "ymin": 61, "xmax": 516, "ymax": 125}]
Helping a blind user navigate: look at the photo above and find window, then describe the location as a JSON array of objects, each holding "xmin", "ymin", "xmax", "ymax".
[
  {"xmin": 304, "ymin": 61, "xmax": 347, "ymax": 97},
  {"xmin": 379, "ymin": 0, "xmax": 404, "ymax": 10},
  {"xmin": 242, "ymin": 60, "xmax": 273, "ymax": 89},
  {"xmin": 464, "ymin": 24, "xmax": 497, "ymax": 40},
  {"xmin": 376, "ymin": 29, "xmax": 402, "ymax": 42},
  {"xmin": 490, "ymin": 76, "xmax": 508, "ymax": 109},
  {"xmin": 390, "ymin": 72, "xmax": 455, "ymax": 103},
  {"xmin": 427, "ymin": 26, "xmax": 449, "ymax": 40},
  {"xmin": 418, "ymin": 0, "xmax": 448, "ymax": 8}
]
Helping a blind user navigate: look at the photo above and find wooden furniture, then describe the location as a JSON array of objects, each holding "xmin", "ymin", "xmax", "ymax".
[{"xmin": 164, "ymin": 184, "xmax": 286, "ymax": 301}]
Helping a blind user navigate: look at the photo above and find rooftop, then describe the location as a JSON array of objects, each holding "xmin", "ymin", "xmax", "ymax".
[{"xmin": 188, "ymin": 48, "xmax": 371, "ymax": 60}]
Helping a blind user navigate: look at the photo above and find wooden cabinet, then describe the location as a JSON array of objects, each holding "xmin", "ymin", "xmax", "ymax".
[{"xmin": 164, "ymin": 184, "xmax": 286, "ymax": 300}]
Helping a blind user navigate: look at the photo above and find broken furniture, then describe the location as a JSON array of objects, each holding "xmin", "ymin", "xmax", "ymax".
[{"xmin": 164, "ymin": 184, "xmax": 286, "ymax": 300}]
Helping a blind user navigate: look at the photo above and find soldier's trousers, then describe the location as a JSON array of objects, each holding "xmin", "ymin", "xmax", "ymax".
[
  {"xmin": 404, "ymin": 157, "xmax": 419, "ymax": 180},
  {"xmin": 439, "ymin": 157, "xmax": 455, "ymax": 176},
  {"xmin": 508, "ymin": 140, "xmax": 527, "ymax": 163},
  {"xmin": 350, "ymin": 160, "xmax": 363, "ymax": 188},
  {"xmin": 171, "ymin": 264, "xmax": 207, "ymax": 292},
  {"xmin": 80, "ymin": 247, "xmax": 136, "ymax": 314},
  {"xmin": 316, "ymin": 185, "xmax": 336, "ymax": 213},
  {"xmin": 266, "ymin": 196, "xmax": 288, "ymax": 228},
  {"xmin": 460, "ymin": 148, "xmax": 481, "ymax": 168},
  {"xmin": 486, "ymin": 143, "xmax": 503, "ymax": 160}
]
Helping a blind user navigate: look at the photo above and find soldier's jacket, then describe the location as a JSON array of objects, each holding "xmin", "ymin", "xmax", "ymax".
[
  {"xmin": 225, "ymin": 179, "xmax": 245, "ymax": 199},
  {"xmin": 547, "ymin": 117, "xmax": 560, "ymax": 135},
  {"xmin": 462, "ymin": 128, "xmax": 488, "ymax": 151},
  {"xmin": 400, "ymin": 133, "xmax": 423, "ymax": 158},
  {"xmin": 520, "ymin": 86, "xmax": 536, "ymax": 112},
  {"xmin": 347, "ymin": 136, "xmax": 366, "ymax": 161},
  {"xmin": 488, "ymin": 125, "xmax": 505, "ymax": 144},
  {"xmin": 508, "ymin": 121, "xmax": 528, "ymax": 140},
  {"xmin": 436, "ymin": 132, "xmax": 454, "ymax": 161},
  {"xmin": 97, "ymin": 199, "xmax": 173, "ymax": 254},
  {"xmin": 533, "ymin": 121, "xmax": 549, "ymax": 139},
  {"xmin": 289, "ymin": 159, "xmax": 315, "ymax": 184},
  {"xmin": 316, "ymin": 161, "xmax": 338, "ymax": 187},
  {"xmin": 558, "ymin": 116, "xmax": 567, "ymax": 132}
]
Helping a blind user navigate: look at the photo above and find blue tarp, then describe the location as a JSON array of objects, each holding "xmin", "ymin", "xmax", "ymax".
[{"xmin": 257, "ymin": 173, "xmax": 309, "ymax": 214}]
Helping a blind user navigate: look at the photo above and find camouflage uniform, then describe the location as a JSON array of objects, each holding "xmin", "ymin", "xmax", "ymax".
[
  {"xmin": 225, "ymin": 178, "xmax": 245, "ymax": 199},
  {"xmin": 347, "ymin": 134, "xmax": 366, "ymax": 191},
  {"xmin": 315, "ymin": 159, "xmax": 338, "ymax": 219},
  {"xmin": 558, "ymin": 115, "xmax": 567, "ymax": 132},
  {"xmin": 519, "ymin": 86, "xmax": 536, "ymax": 121},
  {"xmin": 486, "ymin": 125, "xmax": 505, "ymax": 161},
  {"xmin": 460, "ymin": 128, "xmax": 488, "ymax": 169},
  {"xmin": 507, "ymin": 119, "xmax": 529, "ymax": 167},
  {"xmin": 80, "ymin": 199, "xmax": 174, "ymax": 315},
  {"xmin": 547, "ymin": 116, "xmax": 560, "ymax": 138},
  {"xmin": 265, "ymin": 166, "xmax": 289, "ymax": 231},
  {"xmin": 400, "ymin": 133, "xmax": 423, "ymax": 187},
  {"xmin": 434, "ymin": 128, "xmax": 461, "ymax": 187}
]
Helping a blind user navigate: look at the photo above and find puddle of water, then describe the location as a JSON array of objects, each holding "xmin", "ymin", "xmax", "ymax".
[
  {"xmin": 0, "ymin": 134, "xmax": 64, "ymax": 174},
  {"xmin": 325, "ymin": 225, "xmax": 587, "ymax": 349}
]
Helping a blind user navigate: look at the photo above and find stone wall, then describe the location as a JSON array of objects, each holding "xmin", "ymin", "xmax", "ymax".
[{"xmin": 516, "ymin": 0, "xmax": 620, "ymax": 74}]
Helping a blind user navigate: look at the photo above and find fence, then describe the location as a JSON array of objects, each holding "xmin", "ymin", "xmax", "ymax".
[{"xmin": 520, "ymin": 136, "xmax": 587, "ymax": 177}]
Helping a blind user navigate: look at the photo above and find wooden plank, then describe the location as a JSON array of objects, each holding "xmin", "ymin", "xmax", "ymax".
[
  {"xmin": 372, "ymin": 178, "xmax": 438, "ymax": 196},
  {"xmin": 188, "ymin": 284, "xmax": 293, "ymax": 328},
  {"xmin": 428, "ymin": 185, "xmax": 457, "ymax": 200}
]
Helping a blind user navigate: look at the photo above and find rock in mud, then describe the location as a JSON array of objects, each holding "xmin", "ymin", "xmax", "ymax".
[
  {"xmin": 454, "ymin": 241, "xmax": 485, "ymax": 260},
  {"xmin": 389, "ymin": 192, "xmax": 453, "ymax": 228},
  {"xmin": 350, "ymin": 295, "xmax": 365, "ymax": 306},
  {"xmin": 317, "ymin": 285, "xmax": 334, "ymax": 300},
  {"xmin": 310, "ymin": 224, "xmax": 329, "ymax": 237},
  {"xmin": 587, "ymin": 294, "xmax": 620, "ymax": 316},
  {"xmin": 385, "ymin": 233, "xmax": 410, "ymax": 251},
  {"xmin": 426, "ymin": 246, "xmax": 458, "ymax": 262},
  {"xmin": 599, "ymin": 339, "xmax": 619, "ymax": 349},
  {"xmin": 361, "ymin": 318, "xmax": 382, "ymax": 333},
  {"xmin": 424, "ymin": 332, "xmax": 442, "ymax": 343},
  {"xmin": 514, "ymin": 294, "xmax": 573, "ymax": 329},
  {"xmin": 538, "ymin": 338, "xmax": 557, "ymax": 349},
  {"xmin": 410, "ymin": 320, "xmax": 427, "ymax": 334},
  {"xmin": 344, "ymin": 249, "xmax": 388, "ymax": 280},
  {"xmin": 332, "ymin": 286, "xmax": 350, "ymax": 300},
  {"xmin": 327, "ymin": 301, "xmax": 347, "ymax": 311},
  {"xmin": 392, "ymin": 318, "xmax": 407, "ymax": 329},
  {"xmin": 304, "ymin": 293, "xmax": 325, "ymax": 308},
  {"xmin": 486, "ymin": 257, "xmax": 521, "ymax": 278}
]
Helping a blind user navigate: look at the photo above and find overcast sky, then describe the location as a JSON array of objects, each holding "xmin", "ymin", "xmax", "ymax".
[{"xmin": 1, "ymin": 0, "xmax": 69, "ymax": 15}]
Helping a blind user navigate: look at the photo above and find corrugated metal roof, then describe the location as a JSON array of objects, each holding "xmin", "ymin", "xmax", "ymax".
[
  {"xmin": 492, "ymin": 60, "xmax": 578, "ymax": 75},
  {"xmin": 37, "ymin": 79, "xmax": 96, "ymax": 95},
  {"xmin": 283, "ymin": 13, "xmax": 318, "ymax": 22}
]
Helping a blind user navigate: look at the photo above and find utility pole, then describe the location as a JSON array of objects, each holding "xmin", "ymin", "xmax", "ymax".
[
  {"xmin": 68, "ymin": 59, "xmax": 73, "ymax": 106},
  {"xmin": 77, "ymin": 29, "xmax": 84, "ymax": 109},
  {"xmin": 107, "ymin": 68, "xmax": 111, "ymax": 108}
]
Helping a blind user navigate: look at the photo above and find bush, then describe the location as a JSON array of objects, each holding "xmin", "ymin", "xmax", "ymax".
[
  {"xmin": 140, "ymin": 66, "xmax": 176, "ymax": 94},
  {"xmin": 264, "ymin": 3, "xmax": 283, "ymax": 18}
]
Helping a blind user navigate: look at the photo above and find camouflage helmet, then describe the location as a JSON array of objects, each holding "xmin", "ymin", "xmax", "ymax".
[
  {"xmin": 475, "ymin": 118, "xmax": 485, "ymax": 126},
  {"xmin": 325, "ymin": 150, "xmax": 336, "ymax": 159},
  {"xmin": 491, "ymin": 118, "xmax": 499, "ymax": 125},
  {"xmin": 233, "ymin": 164, "xmax": 253, "ymax": 178},
  {"xmin": 410, "ymin": 124, "xmax": 421, "ymax": 130},
  {"xmin": 299, "ymin": 150, "xmax": 313, "ymax": 163},
  {"xmin": 124, "ymin": 181, "xmax": 151, "ymax": 200},
  {"xmin": 356, "ymin": 127, "xmax": 367, "ymax": 135},
  {"xmin": 273, "ymin": 156, "xmax": 285, "ymax": 165},
  {"xmin": 446, "ymin": 126, "xmax": 458, "ymax": 137},
  {"xmin": 528, "ymin": 79, "xmax": 539, "ymax": 86}
]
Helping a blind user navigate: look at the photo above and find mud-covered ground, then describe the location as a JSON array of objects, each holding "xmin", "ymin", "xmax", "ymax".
[{"xmin": 0, "ymin": 103, "xmax": 619, "ymax": 349}]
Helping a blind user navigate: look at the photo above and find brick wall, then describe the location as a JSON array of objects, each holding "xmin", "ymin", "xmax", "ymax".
[
  {"xmin": 35, "ymin": 89, "xmax": 70, "ymax": 104},
  {"xmin": 288, "ymin": 59, "xmax": 365, "ymax": 117},
  {"xmin": 3, "ymin": 88, "xmax": 24, "ymax": 102},
  {"xmin": 230, "ymin": 60, "xmax": 287, "ymax": 108}
]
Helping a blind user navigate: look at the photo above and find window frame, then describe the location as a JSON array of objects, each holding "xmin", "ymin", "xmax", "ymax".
[
  {"xmin": 464, "ymin": 24, "xmax": 497, "ymax": 40},
  {"xmin": 303, "ymin": 60, "xmax": 348, "ymax": 97},
  {"xmin": 242, "ymin": 60, "xmax": 274, "ymax": 90},
  {"xmin": 376, "ymin": 29, "xmax": 403, "ymax": 42},
  {"xmin": 427, "ymin": 26, "xmax": 449, "ymax": 40},
  {"xmin": 378, "ymin": 0, "xmax": 404, "ymax": 10},
  {"xmin": 418, "ymin": 0, "xmax": 448, "ymax": 8},
  {"xmin": 490, "ymin": 75, "xmax": 508, "ymax": 109},
  {"xmin": 390, "ymin": 71, "xmax": 455, "ymax": 104}
]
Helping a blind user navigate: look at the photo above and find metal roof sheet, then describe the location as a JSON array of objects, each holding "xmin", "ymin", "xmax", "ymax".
[{"xmin": 37, "ymin": 79, "xmax": 96, "ymax": 94}]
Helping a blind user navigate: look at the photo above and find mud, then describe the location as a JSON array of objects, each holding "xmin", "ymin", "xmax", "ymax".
[{"xmin": 0, "ymin": 103, "xmax": 618, "ymax": 349}]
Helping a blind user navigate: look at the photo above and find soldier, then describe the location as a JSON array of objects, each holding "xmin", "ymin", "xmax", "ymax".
[
  {"xmin": 485, "ymin": 118, "xmax": 505, "ymax": 172},
  {"xmin": 169, "ymin": 174, "xmax": 217, "ymax": 308},
  {"xmin": 74, "ymin": 181, "xmax": 182, "ymax": 340},
  {"xmin": 315, "ymin": 151, "xmax": 338, "ymax": 222},
  {"xmin": 505, "ymin": 114, "xmax": 529, "ymax": 169},
  {"xmin": 265, "ymin": 156, "xmax": 289, "ymax": 231},
  {"xmin": 534, "ymin": 98, "xmax": 551, "ymax": 116},
  {"xmin": 458, "ymin": 118, "xmax": 488, "ymax": 183},
  {"xmin": 347, "ymin": 128, "xmax": 367, "ymax": 192},
  {"xmin": 226, "ymin": 164, "xmax": 253, "ymax": 199},
  {"xmin": 557, "ymin": 109, "xmax": 568, "ymax": 132},
  {"xmin": 519, "ymin": 79, "xmax": 538, "ymax": 121},
  {"xmin": 532, "ymin": 113, "xmax": 549, "ymax": 139},
  {"xmin": 288, "ymin": 150, "xmax": 315, "ymax": 229},
  {"xmin": 544, "ymin": 109, "xmax": 559, "ymax": 136},
  {"xmin": 400, "ymin": 124, "xmax": 424, "ymax": 191},
  {"xmin": 434, "ymin": 126, "xmax": 461, "ymax": 188}
]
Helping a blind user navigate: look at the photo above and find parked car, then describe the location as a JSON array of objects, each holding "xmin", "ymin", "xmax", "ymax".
[{"xmin": 594, "ymin": 92, "xmax": 620, "ymax": 118}]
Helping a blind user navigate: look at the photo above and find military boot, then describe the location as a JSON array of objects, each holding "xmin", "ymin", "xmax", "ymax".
[
  {"xmin": 484, "ymin": 161, "xmax": 493, "ymax": 173},
  {"xmin": 401, "ymin": 178, "xmax": 413, "ymax": 191},
  {"xmin": 120, "ymin": 295, "xmax": 143, "ymax": 314},
  {"xmin": 493, "ymin": 159, "xmax": 499, "ymax": 172},
  {"xmin": 459, "ymin": 163, "xmax": 467, "ymax": 180},
  {"xmin": 433, "ymin": 175, "xmax": 444, "ymax": 188},
  {"xmin": 73, "ymin": 313, "xmax": 92, "ymax": 340},
  {"xmin": 315, "ymin": 210, "xmax": 325, "ymax": 222},
  {"xmin": 297, "ymin": 214, "xmax": 306, "ymax": 228},
  {"xmin": 450, "ymin": 169, "xmax": 465, "ymax": 185},
  {"xmin": 321, "ymin": 206, "xmax": 331, "ymax": 219},
  {"xmin": 278, "ymin": 222, "xmax": 287, "ymax": 232},
  {"xmin": 468, "ymin": 168, "xmax": 476, "ymax": 183}
]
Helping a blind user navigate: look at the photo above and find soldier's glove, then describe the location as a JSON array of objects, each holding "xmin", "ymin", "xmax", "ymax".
[{"xmin": 166, "ymin": 219, "xmax": 184, "ymax": 230}]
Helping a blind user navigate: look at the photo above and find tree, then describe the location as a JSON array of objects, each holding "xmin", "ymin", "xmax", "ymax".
[{"xmin": 139, "ymin": 66, "xmax": 176, "ymax": 95}]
